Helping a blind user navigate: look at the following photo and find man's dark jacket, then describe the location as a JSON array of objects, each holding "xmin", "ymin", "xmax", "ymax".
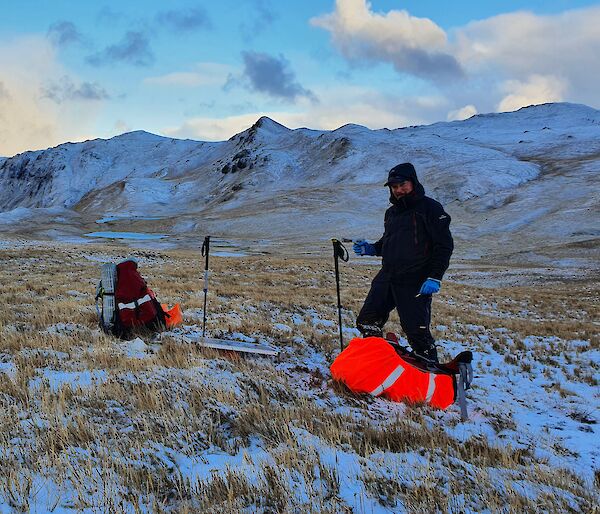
[{"xmin": 372, "ymin": 168, "xmax": 453, "ymax": 283}]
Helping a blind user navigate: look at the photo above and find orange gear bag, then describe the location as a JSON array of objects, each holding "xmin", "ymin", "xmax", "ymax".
[
  {"xmin": 330, "ymin": 337, "xmax": 456, "ymax": 409},
  {"xmin": 161, "ymin": 303, "xmax": 183, "ymax": 328}
]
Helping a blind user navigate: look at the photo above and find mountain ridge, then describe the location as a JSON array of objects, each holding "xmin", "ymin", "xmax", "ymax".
[
  {"xmin": 0, "ymin": 102, "xmax": 598, "ymax": 266},
  {"xmin": 5, "ymin": 102, "xmax": 597, "ymax": 160}
]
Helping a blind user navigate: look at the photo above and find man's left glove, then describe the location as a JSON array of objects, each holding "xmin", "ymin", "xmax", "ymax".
[
  {"xmin": 353, "ymin": 239, "xmax": 376, "ymax": 256},
  {"xmin": 419, "ymin": 278, "xmax": 441, "ymax": 295}
]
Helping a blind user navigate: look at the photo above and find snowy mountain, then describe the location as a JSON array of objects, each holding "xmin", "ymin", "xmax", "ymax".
[
  {"xmin": 1, "ymin": 103, "xmax": 599, "ymax": 265},
  {"xmin": 0, "ymin": 107, "xmax": 598, "ymax": 510}
]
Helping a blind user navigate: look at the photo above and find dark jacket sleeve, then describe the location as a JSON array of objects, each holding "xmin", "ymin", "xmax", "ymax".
[
  {"xmin": 372, "ymin": 239, "xmax": 383, "ymax": 256},
  {"xmin": 372, "ymin": 209, "xmax": 389, "ymax": 256},
  {"xmin": 426, "ymin": 202, "xmax": 453, "ymax": 280}
]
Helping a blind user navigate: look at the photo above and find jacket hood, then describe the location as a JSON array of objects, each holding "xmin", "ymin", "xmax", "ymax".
[{"xmin": 386, "ymin": 163, "xmax": 425, "ymax": 207}]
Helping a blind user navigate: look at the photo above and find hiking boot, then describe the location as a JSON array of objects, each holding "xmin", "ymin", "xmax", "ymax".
[
  {"xmin": 414, "ymin": 345, "xmax": 439, "ymax": 363},
  {"xmin": 357, "ymin": 323, "xmax": 383, "ymax": 338}
]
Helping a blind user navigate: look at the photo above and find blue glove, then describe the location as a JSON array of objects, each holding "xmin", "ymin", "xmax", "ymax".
[
  {"xmin": 353, "ymin": 239, "xmax": 376, "ymax": 256},
  {"xmin": 419, "ymin": 278, "xmax": 441, "ymax": 295}
]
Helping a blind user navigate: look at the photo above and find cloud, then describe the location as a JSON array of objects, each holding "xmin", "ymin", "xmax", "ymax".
[
  {"xmin": 145, "ymin": 72, "xmax": 213, "ymax": 87},
  {"xmin": 311, "ymin": 0, "xmax": 464, "ymax": 82},
  {"xmin": 447, "ymin": 104, "xmax": 477, "ymax": 121},
  {"xmin": 0, "ymin": 36, "xmax": 101, "ymax": 156},
  {"xmin": 114, "ymin": 119, "xmax": 132, "ymax": 134},
  {"xmin": 96, "ymin": 7, "xmax": 124, "ymax": 25},
  {"xmin": 161, "ymin": 85, "xmax": 447, "ymax": 141},
  {"xmin": 454, "ymin": 9, "xmax": 600, "ymax": 74},
  {"xmin": 47, "ymin": 21, "xmax": 84, "ymax": 47},
  {"xmin": 41, "ymin": 76, "xmax": 110, "ymax": 103},
  {"xmin": 163, "ymin": 112, "xmax": 274, "ymax": 141},
  {"xmin": 0, "ymin": 81, "xmax": 9, "ymax": 100},
  {"xmin": 452, "ymin": 7, "xmax": 600, "ymax": 109},
  {"xmin": 497, "ymin": 75, "xmax": 567, "ymax": 112},
  {"xmin": 313, "ymin": 2, "xmax": 600, "ymax": 114},
  {"xmin": 241, "ymin": 51, "xmax": 316, "ymax": 102},
  {"xmin": 293, "ymin": 87, "xmax": 446, "ymax": 130},
  {"xmin": 144, "ymin": 63, "xmax": 232, "ymax": 87},
  {"xmin": 87, "ymin": 31, "xmax": 154, "ymax": 67},
  {"xmin": 240, "ymin": 0, "xmax": 279, "ymax": 42},
  {"xmin": 156, "ymin": 7, "xmax": 212, "ymax": 32}
]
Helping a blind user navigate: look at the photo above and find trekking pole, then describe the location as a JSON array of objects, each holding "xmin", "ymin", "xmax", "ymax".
[
  {"xmin": 332, "ymin": 239, "xmax": 349, "ymax": 352},
  {"xmin": 201, "ymin": 235, "xmax": 210, "ymax": 337}
]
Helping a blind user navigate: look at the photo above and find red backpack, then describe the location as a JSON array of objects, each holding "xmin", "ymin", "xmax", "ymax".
[
  {"xmin": 115, "ymin": 260, "xmax": 165, "ymax": 330},
  {"xmin": 96, "ymin": 259, "xmax": 167, "ymax": 337}
]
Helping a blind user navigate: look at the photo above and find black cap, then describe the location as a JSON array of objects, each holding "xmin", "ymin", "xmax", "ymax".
[{"xmin": 384, "ymin": 162, "xmax": 416, "ymax": 187}]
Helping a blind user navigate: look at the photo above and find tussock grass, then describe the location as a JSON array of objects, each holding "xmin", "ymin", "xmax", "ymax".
[{"xmin": 0, "ymin": 241, "xmax": 597, "ymax": 511}]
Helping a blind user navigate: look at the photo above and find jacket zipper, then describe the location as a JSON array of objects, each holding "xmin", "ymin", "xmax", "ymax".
[{"xmin": 412, "ymin": 212, "xmax": 418, "ymax": 246}]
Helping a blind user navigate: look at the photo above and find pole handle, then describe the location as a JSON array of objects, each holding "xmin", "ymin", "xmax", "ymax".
[
  {"xmin": 201, "ymin": 235, "xmax": 211, "ymax": 268},
  {"xmin": 332, "ymin": 238, "xmax": 348, "ymax": 352},
  {"xmin": 332, "ymin": 238, "xmax": 349, "ymax": 262}
]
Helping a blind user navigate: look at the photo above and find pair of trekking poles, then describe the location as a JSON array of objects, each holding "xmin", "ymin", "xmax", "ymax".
[{"xmin": 200, "ymin": 236, "xmax": 349, "ymax": 352}]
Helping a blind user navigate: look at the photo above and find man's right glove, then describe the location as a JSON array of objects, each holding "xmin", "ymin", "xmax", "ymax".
[{"xmin": 353, "ymin": 239, "xmax": 376, "ymax": 256}]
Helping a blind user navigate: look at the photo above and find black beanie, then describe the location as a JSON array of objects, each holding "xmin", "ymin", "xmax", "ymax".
[{"xmin": 384, "ymin": 163, "xmax": 416, "ymax": 186}]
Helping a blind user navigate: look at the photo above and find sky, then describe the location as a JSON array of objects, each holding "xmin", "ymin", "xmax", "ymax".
[{"xmin": 1, "ymin": 0, "xmax": 599, "ymax": 156}]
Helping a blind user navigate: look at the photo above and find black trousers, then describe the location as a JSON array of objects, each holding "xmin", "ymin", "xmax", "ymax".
[{"xmin": 356, "ymin": 271, "xmax": 435, "ymax": 352}]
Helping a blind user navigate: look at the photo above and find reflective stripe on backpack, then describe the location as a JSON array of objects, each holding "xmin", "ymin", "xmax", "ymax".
[
  {"xmin": 425, "ymin": 373, "xmax": 436, "ymax": 403},
  {"xmin": 369, "ymin": 364, "xmax": 439, "ymax": 406},
  {"xmin": 118, "ymin": 294, "xmax": 152, "ymax": 311},
  {"xmin": 369, "ymin": 364, "xmax": 405, "ymax": 396}
]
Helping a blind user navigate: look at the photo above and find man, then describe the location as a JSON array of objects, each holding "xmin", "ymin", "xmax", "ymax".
[{"xmin": 353, "ymin": 162, "xmax": 453, "ymax": 363}]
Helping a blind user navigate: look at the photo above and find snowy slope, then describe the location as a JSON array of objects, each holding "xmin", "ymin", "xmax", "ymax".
[
  {"xmin": 0, "ymin": 242, "xmax": 597, "ymax": 511},
  {"xmin": 0, "ymin": 131, "xmax": 212, "ymax": 211},
  {"xmin": 0, "ymin": 103, "xmax": 598, "ymax": 265}
]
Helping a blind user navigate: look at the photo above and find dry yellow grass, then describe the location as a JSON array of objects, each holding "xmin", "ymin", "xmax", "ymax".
[{"xmin": 0, "ymin": 240, "xmax": 597, "ymax": 511}]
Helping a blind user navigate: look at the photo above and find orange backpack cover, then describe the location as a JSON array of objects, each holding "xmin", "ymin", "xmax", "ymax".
[
  {"xmin": 330, "ymin": 337, "xmax": 456, "ymax": 409},
  {"xmin": 161, "ymin": 303, "xmax": 183, "ymax": 328}
]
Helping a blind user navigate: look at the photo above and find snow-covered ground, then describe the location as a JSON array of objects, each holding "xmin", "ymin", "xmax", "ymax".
[
  {"xmin": 0, "ymin": 240, "xmax": 597, "ymax": 512},
  {"xmin": 0, "ymin": 102, "xmax": 598, "ymax": 510}
]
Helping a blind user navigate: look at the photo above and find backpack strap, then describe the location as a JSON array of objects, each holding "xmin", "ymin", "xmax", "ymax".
[
  {"xmin": 99, "ymin": 263, "xmax": 118, "ymax": 333},
  {"xmin": 456, "ymin": 361, "xmax": 473, "ymax": 421}
]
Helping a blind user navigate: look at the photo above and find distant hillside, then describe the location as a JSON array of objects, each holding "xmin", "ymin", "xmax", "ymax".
[{"xmin": 0, "ymin": 103, "xmax": 599, "ymax": 267}]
